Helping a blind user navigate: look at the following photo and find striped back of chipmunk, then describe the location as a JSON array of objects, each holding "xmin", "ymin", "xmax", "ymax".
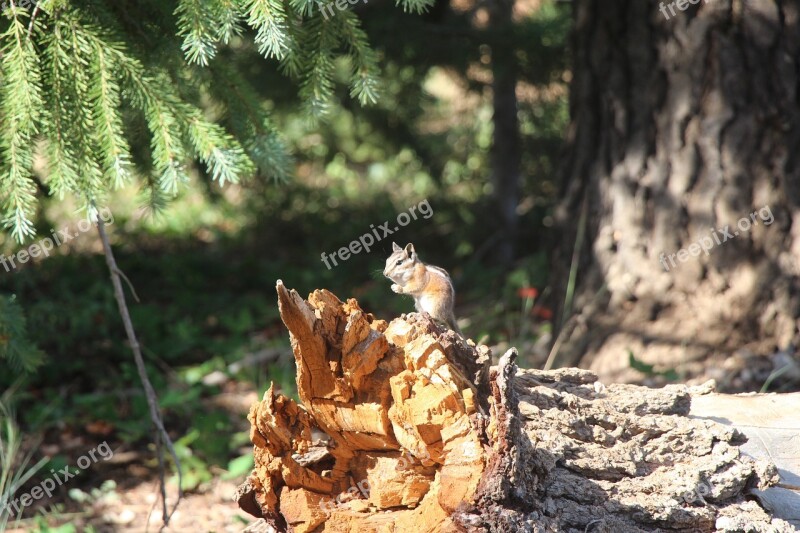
[{"xmin": 426, "ymin": 264, "xmax": 452, "ymax": 280}]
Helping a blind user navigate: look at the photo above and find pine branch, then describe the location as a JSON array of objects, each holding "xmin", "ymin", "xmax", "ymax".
[
  {"xmin": 112, "ymin": 59, "xmax": 189, "ymax": 194},
  {"xmin": 138, "ymin": 175, "xmax": 172, "ymax": 217},
  {"xmin": 207, "ymin": 59, "xmax": 294, "ymax": 181},
  {"xmin": 0, "ymin": 295, "xmax": 45, "ymax": 373},
  {"xmin": 176, "ymin": 0, "xmax": 243, "ymax": 65},
  {"xmin": 41, "ymin": 12, "xmax": 256, "ymax": 201},
  {"xmin": 337, "ymin": 11, "xmax": 380, "ymax": 105},
  {"xmin": 0, "ymin": 5, "xmax": 45, "ymax": 241},
  {"xmin": 396, "ymin": 0, "xmax": 436, "ymax": 14},
  {"xmin": 40, "ymin": 12, "xmax": 109, "ymax": 214},
  {"xmin": 287, "ymin": 0, "xmax": 317, "ymax": 17},
  {"xmin": 176, "ymin": 0, "xmax": 220, "ymax": 66},
  {"xmin": 112, "ymin": 46, "xmax": 254, "ymax": 192},
  {"xmin": 243, "ymin": 0, "xmax": 292, "ymax": 59},
  {"xmin": 1, "ymin": 0, "xmax": 388, "ymax": 233},
  {"xmin": 89, "ymin": 36, "xmax": 133, "ymax": 188},
  {"xmin": 215, "ymin": 0, "xmax": 244, "ymax": 44},
  {"xmin": 277, "ymin": 10, "xmax": 305, "ymax": 79},
  {"xmin": 62, "ymin": 14, "xmax": 105, "ymax": 205},
  {"xmin": 175, "ymin": 103, "xmax": 255, "ymax": 186},
  {"xmin": 298, "ymin": 16, "xmax": 339, "ymax": 119},
  {"xmin": 42, "ymin": 24, "xmax": 81, "ymax": 201}
]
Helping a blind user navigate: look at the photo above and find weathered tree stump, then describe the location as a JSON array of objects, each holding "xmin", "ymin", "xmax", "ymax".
[{"xmin": 235, "ymin": 283, "xmax": 797, "ymax": 532}]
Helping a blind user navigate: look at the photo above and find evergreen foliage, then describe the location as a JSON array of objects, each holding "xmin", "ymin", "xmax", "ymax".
[
  {"xmin": 0, "ymin": 0, "xmax": 425, "ymax": 242},
  {"xmin": 0, "ymin": 294, "xmax": 43, "ymax": 372}
]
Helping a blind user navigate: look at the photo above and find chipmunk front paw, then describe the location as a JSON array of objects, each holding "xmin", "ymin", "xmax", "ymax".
[{"xmin": 391, "ymin": 283, "xmax": 403, "ymax": 294}]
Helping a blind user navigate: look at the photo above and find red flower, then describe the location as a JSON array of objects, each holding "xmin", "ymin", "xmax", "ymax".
[{"xmin": 517, "ymin": 287, "xmax": 539, "ymax": 299}]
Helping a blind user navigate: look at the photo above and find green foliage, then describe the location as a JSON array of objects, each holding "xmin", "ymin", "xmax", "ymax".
[
  {"xmin": 0, "ymin": 9, "xmax": 44, "ymax": 241},
  {"xmin": 67, "ymin": 479, "xmax": 117, "ymax": 505},
  {"xmin": 170, "ymin": 426, "xmax": 219, "ymax": 491},
  {"xmin": 0, "ymin": 391, "xmax": 49, "ymax": 531},
  {"xmin": 224, "ymin": 453, "xmax": 254, "ymax": 480},
  {"xmin": 174, "ymin": 0, "xmax": 385, "ymax": 124},
  {"xmin": 628, "ymin": 350, "xmax": 679, "ymax": 381},
  {"xmin": 28, "ymin": 519, "xmax": 88, "ymax": 533},
  {"xmin": 0, "ymin": 294, "xmax": 44, "ymax": 373},
  {"xmin": 0, "ymin": 0, "xmax": 386, "ymax": 242}
]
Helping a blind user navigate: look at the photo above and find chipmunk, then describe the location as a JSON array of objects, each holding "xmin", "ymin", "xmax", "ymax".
[{"xmin": 383, "ymin": 242, "xmax": 462, "ymax": 336}]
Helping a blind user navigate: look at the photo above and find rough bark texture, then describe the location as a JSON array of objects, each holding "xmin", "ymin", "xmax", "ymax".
[
  {"xmin": 689, "ymin": 392, "xmax": 800, "ymax": 527},
  {"xmin": 236, "ymin": 287, "xmax": 794, "ymax": 532},
  {"xmin": 550, "ymin": 0, "xmax": 800, "ymax": 385}
]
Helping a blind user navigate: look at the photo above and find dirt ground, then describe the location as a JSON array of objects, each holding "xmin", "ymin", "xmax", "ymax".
[
  {"xmin": 5, "ymin": 386, "xmax": 263, "ymax": 533},
  {"xmin": 7, "ymin": 479, "xmax": 258, "ymax": 532}
]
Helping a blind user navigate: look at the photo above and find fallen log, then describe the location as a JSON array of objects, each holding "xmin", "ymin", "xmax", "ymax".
[
  {"xmin": 235, "ymin": 283, "xmax": 798, "ymax": 532},
  {"xmin": 689, "ymin": 392, "xmax": 800, "ymax": 528}
]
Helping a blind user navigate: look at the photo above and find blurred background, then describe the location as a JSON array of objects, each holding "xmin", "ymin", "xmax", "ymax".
[{"xmin": 1, "ymin": 0, "xmax": 798, "ymax": 530}]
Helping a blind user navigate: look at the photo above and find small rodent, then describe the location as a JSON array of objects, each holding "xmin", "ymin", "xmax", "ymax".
[{"xmin": 383, "ymin": 242, "xmax": 462, "ymax": 336}]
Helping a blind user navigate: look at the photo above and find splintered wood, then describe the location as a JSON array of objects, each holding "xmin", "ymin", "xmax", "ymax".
[
  {"xmin": 236, "ymin": 283, "xmax": 794, "ymax": 533},
  {"xmin": 236, "ymin": 281, "xmax": 492, "ymax": 533}
]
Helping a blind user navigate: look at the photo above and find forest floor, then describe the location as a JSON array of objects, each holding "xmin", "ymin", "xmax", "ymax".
[
  {"xmin": 5, "ymin": 383, "xmax": 262, "ymax": 533},
  {"xmin": 6, "ymin": 465, "xmax": 258, "ymax": 533}
]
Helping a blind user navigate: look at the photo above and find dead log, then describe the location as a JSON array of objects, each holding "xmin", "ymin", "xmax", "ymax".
[
  {"xmin": 235, "ymin": 283, "xmax": 797, "ymax": 532},
  {"xmin": 689, "ymin": 392, "xmax": 800, "ymax": 528}
]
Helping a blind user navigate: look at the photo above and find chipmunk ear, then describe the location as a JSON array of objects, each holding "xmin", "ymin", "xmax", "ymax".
[
  {"xmin": 404, "ymin": 243, "xmax": 415, "ymax": 257},
  {"xmin": 392, "ymin": 242, "xmax": 402, "ymax": 252}
]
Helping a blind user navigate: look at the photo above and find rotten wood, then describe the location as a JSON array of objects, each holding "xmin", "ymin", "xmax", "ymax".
[{"xmin": 236, "ymin": 285, "xmax": 796, "ymax": 532}]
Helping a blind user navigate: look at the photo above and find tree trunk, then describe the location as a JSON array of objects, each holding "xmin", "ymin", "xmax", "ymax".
[
  {"xmin": 235, "ymin": 285, "xmax": 796, "ymax": 532},
  {"xmin": 549, "ymin": 0, "xmax": 800, "ymax": 384},
  {"xmin": 489, "ymin": 0, "xmax": 522, "ymax": 265}
]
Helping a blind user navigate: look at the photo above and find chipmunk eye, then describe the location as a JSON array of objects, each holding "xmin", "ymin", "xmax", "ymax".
[{"xmin": 396, "ymin": 260, "xmax": 402, "ymax": 265}]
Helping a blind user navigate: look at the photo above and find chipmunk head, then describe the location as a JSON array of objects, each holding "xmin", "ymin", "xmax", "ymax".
[{"xmin": 383, "ymin": 242, "xmax": 417, "ymax": 284}]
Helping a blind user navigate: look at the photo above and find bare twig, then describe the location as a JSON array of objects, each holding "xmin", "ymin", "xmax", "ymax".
[
  {"xmin": 95, "ymin": 212, "xmax": 183, "ymax": 525},
  {"xmin": 26, "ymin": 4, "xmax": 39, "ymax": 41},
  {"xmin": 154, "ymin": 429, "xmax": 168, "ymax": 530},
  {"xmin": 113, "ymin": 266, "xmax": 141, "ymax": 303}
]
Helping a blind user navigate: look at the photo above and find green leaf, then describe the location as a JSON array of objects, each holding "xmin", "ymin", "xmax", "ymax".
[
  {"xmin": 223, "ymin": 454, "xmax": 254, "ymax": 479},
  {"xmin": 628, "ymin": 350, "xmax": 678, "ymax": 381}
]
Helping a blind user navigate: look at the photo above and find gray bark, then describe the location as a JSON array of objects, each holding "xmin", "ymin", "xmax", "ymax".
[{"xmin": 550, "ymin": 0, "xmax": 800, "ymax": 383}]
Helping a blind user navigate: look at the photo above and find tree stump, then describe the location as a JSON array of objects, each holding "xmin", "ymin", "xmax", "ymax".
[{"xmin": 235, "ymin": 283, "xmax": 796, "ymax": 532}]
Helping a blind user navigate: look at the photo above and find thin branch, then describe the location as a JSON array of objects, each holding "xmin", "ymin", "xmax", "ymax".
[
  {"xmin": 26, "ymin": 4, "xmax": 39, "ymax": 42},
  {"xmin": 95, "ymin": 211, "xmax": 183, "ymax": 525},
  {"xmin": 154, "ymin": 429, "xmax": 168, "ymax": 529},
  {"xmin": 113, "ymin": 266, "xmax": 141, "ymax": 303},
  {"xmin": 8, "ymin": 1, "xmax": 23, "ymax": 53}
]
